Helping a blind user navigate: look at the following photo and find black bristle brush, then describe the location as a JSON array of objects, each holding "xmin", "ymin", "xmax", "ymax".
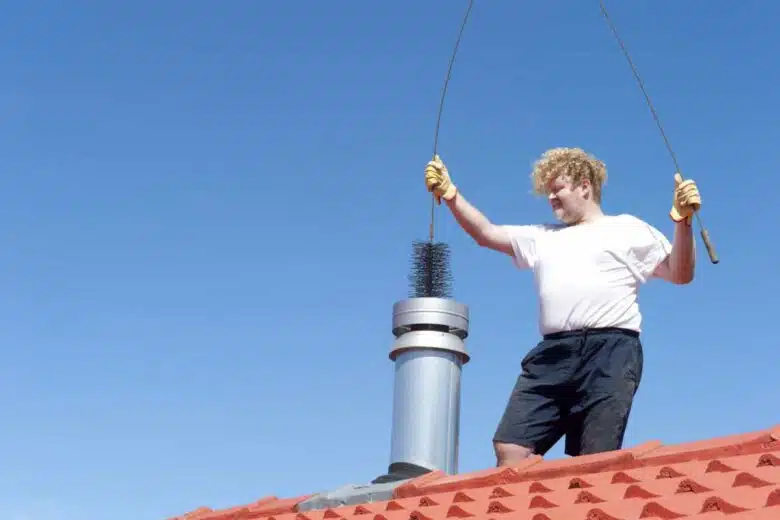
[
  {"xmin": 408, "ymin": 240, "xmax": 453, "ymax": 299},
  {"xmin": 407, "ymin": 0, "xmax": 474, "ymax": 300}
]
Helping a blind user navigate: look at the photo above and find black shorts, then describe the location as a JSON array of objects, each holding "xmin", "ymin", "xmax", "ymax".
[{"xmin": 493, "ymin": 327, "xmax": 644, "ymax": 457}]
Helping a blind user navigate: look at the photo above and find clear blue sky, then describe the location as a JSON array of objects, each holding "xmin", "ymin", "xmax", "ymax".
[{"xmin": 1, "ymin": 1, "xmax": 777, "ymax": 519}]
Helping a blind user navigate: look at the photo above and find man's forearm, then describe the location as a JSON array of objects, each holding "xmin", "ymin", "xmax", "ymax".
[
  {"xmin": 444, "ymin": 192, "xmax": 495, "ymax": 245},
  {"xmin": 669, "ymin": 220, "xmax": 696, "ymax": 284}
]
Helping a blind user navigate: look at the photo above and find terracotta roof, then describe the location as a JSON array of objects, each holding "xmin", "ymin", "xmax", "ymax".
[{"xmin": 168, "ymin": 425, "xmax": 780, "ymax": 520}]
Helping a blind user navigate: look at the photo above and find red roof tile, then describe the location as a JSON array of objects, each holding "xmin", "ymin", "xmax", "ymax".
[{"xmin": 167, "ymin": 425, "xmax": 780, "ymax": 520}]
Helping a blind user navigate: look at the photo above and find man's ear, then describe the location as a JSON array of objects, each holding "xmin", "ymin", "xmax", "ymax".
[{"xmin": 580, "ymin": 178, "xmax": 592, "ymax": 199}]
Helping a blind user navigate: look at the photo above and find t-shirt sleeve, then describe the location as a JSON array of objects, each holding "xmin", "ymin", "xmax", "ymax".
[
  {"xmin": 499, "ymin": 224, "xmax": 545, "ymax": 270},
  {"xmin": 627, "ymin": 217, "xmax": 673, "ymax": 282}
]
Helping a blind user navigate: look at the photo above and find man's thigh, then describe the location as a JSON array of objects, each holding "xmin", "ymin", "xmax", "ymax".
[
  {"xmin": 493, "ymin": 341, "xmax": 574, "ymax": 456},
  {"xmin": 565, "ymin": 332, "xmax": 644, "ymax": 456}
]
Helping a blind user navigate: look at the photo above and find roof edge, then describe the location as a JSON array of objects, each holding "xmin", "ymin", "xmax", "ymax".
[{"xmin": 166, "ymin": 424, "xmax": 780, "ymax": 520}]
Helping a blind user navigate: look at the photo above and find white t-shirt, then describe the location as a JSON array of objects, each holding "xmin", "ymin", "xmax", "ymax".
[{"xmin": 502, "ymin": 214, "xmax": 672, "ymax": 336}]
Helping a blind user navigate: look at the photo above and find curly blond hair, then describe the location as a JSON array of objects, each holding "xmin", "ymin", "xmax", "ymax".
[{"xmin": 530, "ymin": 147, "xmax": 607, "ymax": 202}]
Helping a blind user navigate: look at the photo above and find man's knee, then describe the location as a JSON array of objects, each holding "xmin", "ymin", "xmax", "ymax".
[
  {"xmin": 575, "ymin": 393, "xmax": 635, "ymax": 455},
  {"xmin": 493, "ymin": 441, "xmax": 535, "ymax": 466}
]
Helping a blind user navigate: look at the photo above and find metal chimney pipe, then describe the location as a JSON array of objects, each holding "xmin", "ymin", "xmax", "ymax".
[{"xmin": 381, "ymin": 297, "xmax": 470, "ymax": 480}]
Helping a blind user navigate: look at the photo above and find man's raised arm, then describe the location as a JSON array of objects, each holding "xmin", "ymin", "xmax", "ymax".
[
  {"xmin": 424, "ymin": 156, "xmax": 513, "ymax": 256},
  {"xmin": 445, "ymin": 192, "xmax": 513, "ymax": 256},
  {"xmin": 653, "ymin": 173, "xmax": 701, "ymax": 285}
]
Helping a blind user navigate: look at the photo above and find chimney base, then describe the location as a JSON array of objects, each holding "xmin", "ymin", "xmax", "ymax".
[{"xmin": 370, "ymin": 461, "xmax": 432, "ymax": 484}]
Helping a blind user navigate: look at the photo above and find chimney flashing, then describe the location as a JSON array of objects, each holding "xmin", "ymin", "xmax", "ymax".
[{"xmin": 296, "ymin": 479, "xmax": 411, "ymax": 512}]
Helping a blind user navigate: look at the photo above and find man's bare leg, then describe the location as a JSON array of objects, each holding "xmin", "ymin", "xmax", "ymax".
[{"xmin": 494, "ymin": 441, "xmax": 535, "ymax": 466}]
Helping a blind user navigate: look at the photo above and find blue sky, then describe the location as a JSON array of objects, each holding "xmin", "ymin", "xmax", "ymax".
[{"xmin": 1, "ymin": 1, "xmax": 777, "ymax": 519}]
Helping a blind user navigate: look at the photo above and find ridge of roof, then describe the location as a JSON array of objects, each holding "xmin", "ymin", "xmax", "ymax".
[{"xmin": 167, "ymin": 424, "xmax": 780, "ymax": 520}]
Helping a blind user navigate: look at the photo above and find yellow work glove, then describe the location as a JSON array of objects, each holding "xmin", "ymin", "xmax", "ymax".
[
  {"xmin": 669, "ymin": 172, "xmax": 702, "ymax": 224},
  {"xmin": 424, "ymin": 154, "xmax": 457, "ymax": 204}
]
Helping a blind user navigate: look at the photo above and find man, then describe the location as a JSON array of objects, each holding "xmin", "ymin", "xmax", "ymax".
[{"xmin": 424, "ymin": 147, "xmax": 701, "ymax": 465}]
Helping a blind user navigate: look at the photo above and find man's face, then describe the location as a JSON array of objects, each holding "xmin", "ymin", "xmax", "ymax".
[{"xmin": 546, "ymin": 175, "xmax": 589, "ymax": 224}]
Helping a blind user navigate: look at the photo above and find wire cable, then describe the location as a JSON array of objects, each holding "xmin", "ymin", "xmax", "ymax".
[
  {"xmin": 598, "ymin": 0, "xmax": 719, "ymax": 264},
  {"xmin": 429, "ymin": 0, "xmax": 475, "ymax": 243}
]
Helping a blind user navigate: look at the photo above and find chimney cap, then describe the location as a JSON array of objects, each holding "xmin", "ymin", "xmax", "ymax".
[{"xmin": 392, "ymin": 297, "xmax": 469, "ymax": 339}]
